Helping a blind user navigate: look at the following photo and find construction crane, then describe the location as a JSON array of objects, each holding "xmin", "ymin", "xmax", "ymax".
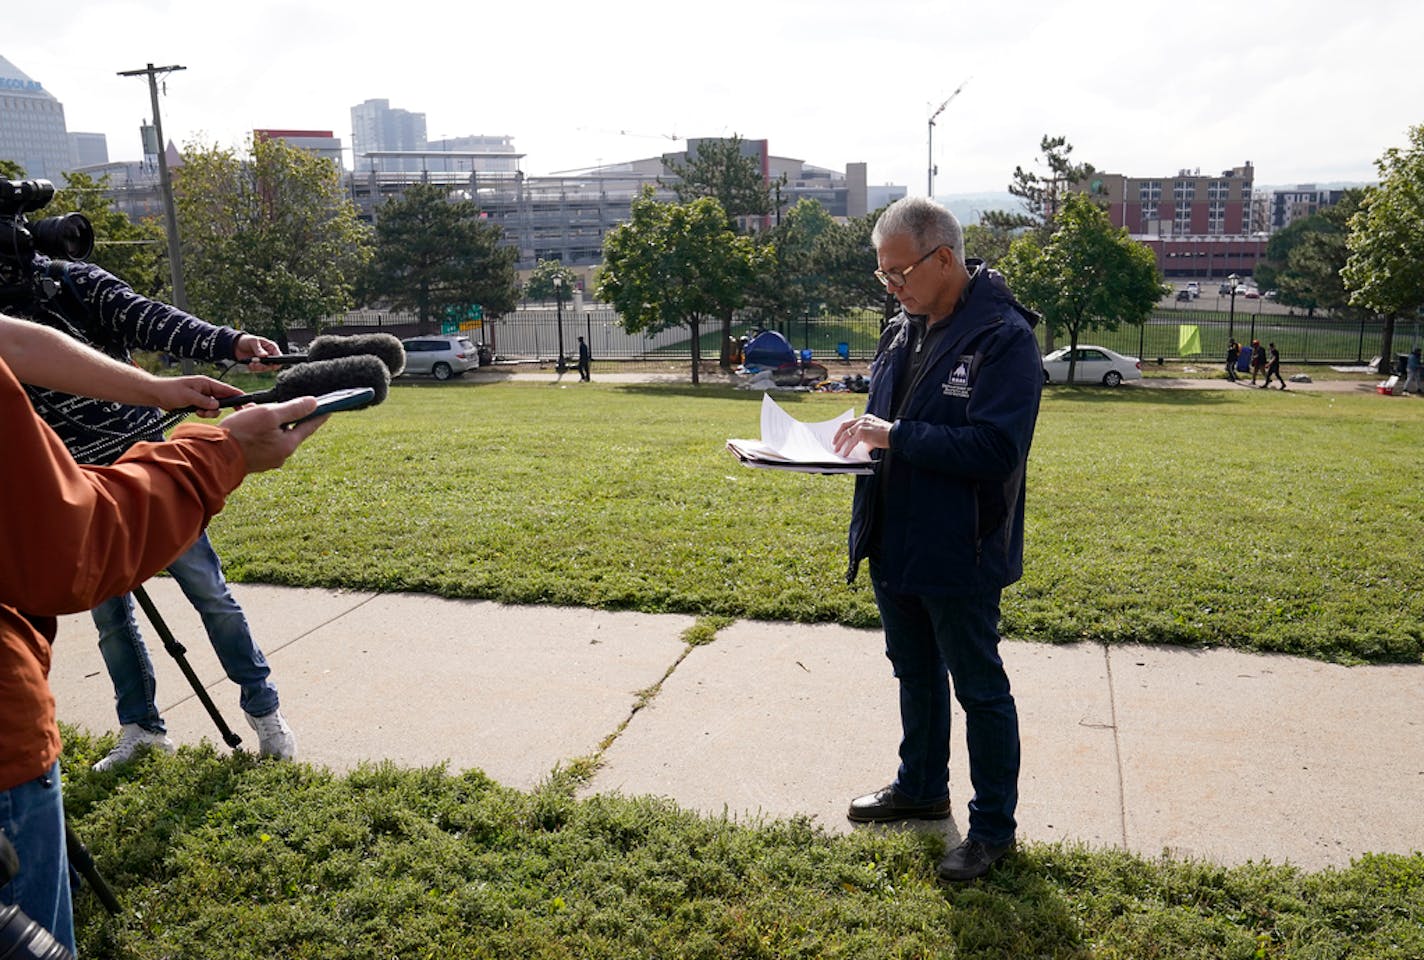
[
  {"xmin": 927, "ymin": 78, "xmax": 969, "ymax": 197},
  {"xmin": 575, "ymin": 126, "xmax": 681, "ymax": 142}
]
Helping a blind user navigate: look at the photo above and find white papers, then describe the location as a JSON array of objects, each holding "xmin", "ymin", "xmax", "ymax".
[{"xmin": 725, "ymin": 394, "xmax": 875, "ymax": 475}]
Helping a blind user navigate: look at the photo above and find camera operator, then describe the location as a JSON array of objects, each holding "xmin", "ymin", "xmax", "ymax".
[
  {"xmin": 2, "ymin": 176, "xmax": 302, "ymax": 770},
  {"xmin": 0, "ymin": 314, "xmax": 244, "ymax": 413},
  {"xmin": 0, "ymin": 333, "xmax": 327, "ymax": 956}
]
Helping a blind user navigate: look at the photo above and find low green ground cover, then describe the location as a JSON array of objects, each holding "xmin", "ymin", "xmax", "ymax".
[{"xmin": 64, "ymin": 735, "xmax": 1424, "ymax": 960}]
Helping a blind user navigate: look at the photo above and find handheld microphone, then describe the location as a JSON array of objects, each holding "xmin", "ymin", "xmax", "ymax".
[
  {"xmin": 241, "ymin": 333, "xmax": 406, "ymax": 376},
  {"xmin": 203, "ymin": 355, "xmax": 391, "ymax": 410}
]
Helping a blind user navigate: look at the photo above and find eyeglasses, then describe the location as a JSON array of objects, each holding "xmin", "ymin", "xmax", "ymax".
[{"xmin": 874, "ymin": 245, "xmax": 944, "ymax": 288}]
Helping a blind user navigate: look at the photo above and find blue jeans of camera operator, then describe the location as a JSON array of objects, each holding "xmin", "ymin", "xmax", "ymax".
[
  {"xmin": 92, "ymin": 531, "xmax": 278, "ymax": 733},
  {"xmin": 0, "ymin": 761, "xmax": 73, "ymax": 953}
]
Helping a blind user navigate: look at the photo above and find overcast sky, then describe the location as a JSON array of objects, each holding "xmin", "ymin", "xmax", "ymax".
[{"xmin": 15, "ymin": 0, "xmax": 1421, "ymax": 196}]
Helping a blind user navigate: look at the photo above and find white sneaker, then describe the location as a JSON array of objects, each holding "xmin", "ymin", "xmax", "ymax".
[
  {"xmin": 92, "ymin": 723, "xmax": 176, "ymax": 772},
  {"xmin": 245, "ymin": 709, "xmax": 296, "ymax": 760}
]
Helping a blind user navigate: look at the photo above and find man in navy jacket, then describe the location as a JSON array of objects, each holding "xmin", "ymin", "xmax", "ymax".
[{"xmin": 834, "ymin": 197, "xmax": 1042, "ymax": 882}]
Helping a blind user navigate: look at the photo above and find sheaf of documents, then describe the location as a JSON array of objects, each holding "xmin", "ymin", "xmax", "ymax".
[{"xmin": 726, "ymin": 393, "xmax": 875, "ymax": 475}]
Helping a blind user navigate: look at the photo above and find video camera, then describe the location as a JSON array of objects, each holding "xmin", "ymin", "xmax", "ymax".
[
  {"xmin": 0, "ymin": 827, "xmax": 75, "ymax": 959},
  {"xmin": 0, "ymin": 178, "xmax": 95, "ymax": 306}
]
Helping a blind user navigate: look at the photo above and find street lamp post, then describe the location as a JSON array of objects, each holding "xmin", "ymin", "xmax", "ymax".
[
  {"xmin": 1226, "ymin": 272, "xmax": 1239, "ymax": 342},
  {"xmin": 553, "ymin": 274, "xmax": 567, "ymax": 372}
]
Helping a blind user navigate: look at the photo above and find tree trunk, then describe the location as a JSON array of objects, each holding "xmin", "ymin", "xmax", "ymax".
[
  {"xmin": 1378, "ymin": 314, "xmax": 1397, "ymax": 373},
  {"xmin": 690, "ymin": 316, "xmax": 701, "ymax": 386}
]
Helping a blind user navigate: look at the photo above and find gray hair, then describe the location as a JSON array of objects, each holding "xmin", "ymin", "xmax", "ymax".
[{"xmin": 871, "ymin": 197, "xmax": 965, "ymax": 264}]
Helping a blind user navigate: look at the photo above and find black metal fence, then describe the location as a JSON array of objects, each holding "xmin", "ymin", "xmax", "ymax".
[
  {"xmin": 304, "ymin": 306, "xmax": 1421, "ymax": 368},
  {"xmin": 1058, "ymin": 310, "xmax": 1411, "ymax": 367}
]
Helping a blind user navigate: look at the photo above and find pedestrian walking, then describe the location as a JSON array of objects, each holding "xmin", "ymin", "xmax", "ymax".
[
  {"xmin": 1262, "ymin": 342, "xmax": 1286, "ymax": 389},
  {"xmin": 1249, "ymin": 339, "xmax": 1266, "ymax": 385},
  {"xmin": 1225, "ymin": 340, "xmax": 1240, "ymax": 382},
  {"xmin": 577, "ymin": 335, "xmax": 591, "ymax": 381}
]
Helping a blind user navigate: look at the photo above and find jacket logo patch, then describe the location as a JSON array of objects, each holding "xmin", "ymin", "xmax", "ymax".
[{"xmin": 942, "ymin": 355, "xmax": 974, "ymax": 398}]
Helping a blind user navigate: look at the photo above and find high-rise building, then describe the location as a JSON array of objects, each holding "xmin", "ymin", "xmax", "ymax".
[
  {"xmin": 68, "ymin": 132, "xmax": 109, "ymax": 169},
  {"xmin": 350, "ymin": 99, "xmax": 427, "ymax": 172},
  {"xmin": 0, "ymin": 54, "xmax": 72, "ymax": 182}
]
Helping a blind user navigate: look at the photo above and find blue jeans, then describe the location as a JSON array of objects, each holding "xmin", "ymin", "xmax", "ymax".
[
  {"xmin": 0, "ymin": 760, "xmax": 75, "ymax": 955},
  {"xmin": 871, "ymin": 576, "xmax": 1020, "ymax": 846},
  {"xmin": 92, "ymin": 531, "xmax": 278, "ymax": 733}
]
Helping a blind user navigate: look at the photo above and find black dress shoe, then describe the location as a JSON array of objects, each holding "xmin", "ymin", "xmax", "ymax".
[
  {"xmin": 846, "ymin": 785, "xmax": 951, "ymax": 823},
  {"xmin": 937, "ymin": 837, "xmax": 1015, "ymax": 882}
]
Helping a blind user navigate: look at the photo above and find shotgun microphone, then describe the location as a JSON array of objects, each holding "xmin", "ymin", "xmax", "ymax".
[
  {"xmin": 242, "ymin": 333, "xmax": 406, "ymax": 376},
  {"xmin": 208, "ymin": 355, "xmax": 390, "ymax": 410}
]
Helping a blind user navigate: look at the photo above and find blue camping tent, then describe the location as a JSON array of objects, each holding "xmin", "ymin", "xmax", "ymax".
[{"xmin": 744, "ymin": 330, "xmax": 796, "ymax": 367}]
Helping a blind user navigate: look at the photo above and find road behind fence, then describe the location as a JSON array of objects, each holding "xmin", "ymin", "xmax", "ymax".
[{"xmin": 300, "ymin": 305, "xmax": 1421, "ymax": 368}]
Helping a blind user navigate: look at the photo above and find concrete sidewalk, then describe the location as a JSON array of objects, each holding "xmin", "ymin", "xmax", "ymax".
[{"xmin": 48, "ymin": 580, "xmax": 1423, "ymax": 873}]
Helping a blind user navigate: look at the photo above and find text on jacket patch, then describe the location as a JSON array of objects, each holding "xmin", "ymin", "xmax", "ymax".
[{"xmin": 942, "ymin": 355, "xmax": 974, "ymax": 398}]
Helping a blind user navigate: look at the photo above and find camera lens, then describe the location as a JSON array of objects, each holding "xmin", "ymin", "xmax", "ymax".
[
  {"xmin": 29, "ymin": 214, "xmax": 94, "ymax": 261},
  {"xmin": 0, "ymin": 904, "xmax": 74, "ymax": 959}
]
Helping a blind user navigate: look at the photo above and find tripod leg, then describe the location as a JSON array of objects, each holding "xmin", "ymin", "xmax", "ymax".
[
  {"xmin": 131, "ymin": 585, "xmax": 243, "ymax": 748},
  {"xmin": 64, "ymin": 824, "xmax": 120, "ymax": 916}
]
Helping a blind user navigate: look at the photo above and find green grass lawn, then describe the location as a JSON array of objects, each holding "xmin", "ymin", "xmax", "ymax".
[
  {"xmin": 207, "ymin": 379, "xmax": 1423, "ymax": 664},
  {"xmin": 60, "ymin": 376, "xmax": 1423, "ymax": 957}
]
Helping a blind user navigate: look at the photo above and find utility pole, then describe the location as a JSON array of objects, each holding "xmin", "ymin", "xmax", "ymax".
[
  {"xmin": 118, "ymin": 64, "xmax": 188, "ymax": 317},
  {"xmin": 927, "ymin": 78, "xmax": 969, "ymax": 198}
]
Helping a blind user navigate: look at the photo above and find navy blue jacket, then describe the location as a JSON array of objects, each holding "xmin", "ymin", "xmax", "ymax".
[
  {"xmin": 14, "ymin": 257, "xmax": 243, "ymax": 464},
  {"xmin": 847, "ymin": 263, "xmax": 1042, "ymax": 596}
]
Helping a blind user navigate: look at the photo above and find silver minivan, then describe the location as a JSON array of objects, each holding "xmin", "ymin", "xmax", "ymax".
[{"xmin": 400, "ymin": 336, "xmax": 480, "ymax": 380}]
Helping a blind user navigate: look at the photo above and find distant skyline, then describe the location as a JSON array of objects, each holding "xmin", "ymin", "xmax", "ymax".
[{"xmin": 11, "ymin": 0, "xmax": 1421, "ymax": 196}]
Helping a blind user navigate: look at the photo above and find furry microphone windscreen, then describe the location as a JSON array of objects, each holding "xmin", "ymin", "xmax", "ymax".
[
  {"xmin": 272, "ymin": 355, "xmax": 391, "ymax": 406},
  {"xmin": 306, "ymin": 333, "xmax": 407, "ymax": 377}
]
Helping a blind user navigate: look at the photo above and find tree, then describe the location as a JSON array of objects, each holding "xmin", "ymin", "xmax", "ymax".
[
  {"xmin": 662, "ymin": 135, "xmax": 779, "ymax": 222},
  {"xmin": 981, "ymin": 135, "xmax": 1099, "ymax": 235},
  {"xmin": 662, "ymin": 135, "xmax": 784, "ymax": 366},
  {"xmin": 524, "ymin": 257, "xmax": 580, "ymax": 304},
  {"xmin": 811, "ymin": 207, "xmax": 890, "ymax": 318},
  {"xmin": 963, "ymin": 222, "xmax": 1016, "ymax": 268},
  {"xmin": 1344, "ymin": 124, "xmax": 1424, "ymax": 371},
  {"xmin": 51, "ymin": 171, "xmax": 167, "ymax": 297},
  {"xmin": 597, "ymin": 188, "xmax": 758, "ymax": 385},
  {"xmin": 999, "ymin": 192, "xmax": 1162, "ymax": 384},
  {"xmin": 1254, "ymin": 190, "xmax": 1366, "ymax": 318},
  {"xmin": 362, "ymin": 182, "xmax": 519, "ymax": 335},
  {"xmin": 746, "ymin": 198, "xmax": 836, "ymax": 324},
  {"xmin": 175, "ymin": 137, "xmax": 371, "ymax": 350},
  {"xmin": 0, "ymin": 159, "xmax": 24, "ymax": 179}
]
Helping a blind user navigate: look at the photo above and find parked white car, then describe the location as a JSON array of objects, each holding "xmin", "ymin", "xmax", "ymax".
[
  {"xmin": 1041, "ymin": 345, "xmax": 1142, "ymax": 386},
  {"xmin": 400, "ymin": 335, "xmax": 480, "ymax": 380}
]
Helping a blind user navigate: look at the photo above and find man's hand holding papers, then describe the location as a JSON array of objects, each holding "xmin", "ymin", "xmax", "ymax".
[{"xmin": 726, "ymin": 394, "xmax": 875, "ymax": 475}]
